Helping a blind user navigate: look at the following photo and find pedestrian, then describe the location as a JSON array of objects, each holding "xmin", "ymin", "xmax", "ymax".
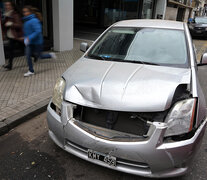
[
  {"xmin": 2, "ymin": 1, "xmax": 23, "ymax": 70},
  {"xmin": 22, "ymin": 6, "xmax": 56, "ymax": 77},
  {"xmin": 0, "ymin": 1, "xmax": 3, "ymax": 20}
]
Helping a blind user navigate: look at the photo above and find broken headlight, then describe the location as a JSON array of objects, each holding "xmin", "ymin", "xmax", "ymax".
[
  {"xmin": 52, "ymin": 77, "xmax": 66, "ymax": 109},
  {"xmin": 164, "ymin": 98, "xmax": 197, "ymax": 137}
]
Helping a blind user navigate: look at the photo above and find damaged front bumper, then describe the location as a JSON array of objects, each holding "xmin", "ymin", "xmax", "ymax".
[{"xmin": 47, "ymin": 101, "xmax": 207, "ymax": 178}]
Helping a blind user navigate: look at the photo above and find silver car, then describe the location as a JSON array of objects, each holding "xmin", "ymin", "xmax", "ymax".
[{"xmin": 47, "ymin": 20, "xmax": 207, "ymax": 178}]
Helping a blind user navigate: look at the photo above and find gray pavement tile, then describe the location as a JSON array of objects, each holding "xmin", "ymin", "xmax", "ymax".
[
  {"xmin": 0, "ymin": 115, "xmax": 6, "ymax": 122},
  {"xmin": 0, "ymin": 40, "xmax": 87, "ymax": 133},
  {"xmin": 4, "ymin": 114, "xmax": 23, "ymax": 128},
  {"xmin": 33, "ymin": 98, "xmax": 51, "ymax": 108},
  {"xmin": 0, "ymin": 107, "xmax": 19, "ymax": 114},
  {"xmin": 9, "ymin": 103, "xmax": 31, "ymax": 112},
  {"xmin": 1, "ymin": 111, "xmax": 15, "ymax": 117},
  {"xmin": 0, "ymin": 112, "xmax": 10, "ymax": 118}
]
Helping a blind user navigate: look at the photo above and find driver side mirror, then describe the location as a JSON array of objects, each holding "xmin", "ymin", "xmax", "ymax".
[
  {"xmin": 198, "ymin": 53, "xmax": 207, "ymax": 66},
  {"xmin": 80, "ymin": 42, "xmax": 89, "ymax": 53}
]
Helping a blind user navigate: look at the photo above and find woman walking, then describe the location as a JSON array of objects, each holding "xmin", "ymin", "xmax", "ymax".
[
  {"xmin": 2, "ymin": 1, "xmax": 23, "ymax": 70},
  {"xmin": 22, "ymin": 6, "xmax": 56, "ymax": 77}
]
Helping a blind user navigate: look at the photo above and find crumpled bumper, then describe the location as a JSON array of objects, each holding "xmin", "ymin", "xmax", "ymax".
[{"xmin": 47, "ymin": 101, "xmax": 207, "ymax": 178}]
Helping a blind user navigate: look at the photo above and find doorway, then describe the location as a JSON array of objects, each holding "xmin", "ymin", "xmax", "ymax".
[{"xmin": 177, "ymin": 7, "xmax": 185, "ymax": 21}]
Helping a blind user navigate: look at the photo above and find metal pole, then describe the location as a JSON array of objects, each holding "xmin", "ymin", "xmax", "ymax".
[{"xmin": 0, "ymin": 23, "xmax": 5, "ymax": 66}]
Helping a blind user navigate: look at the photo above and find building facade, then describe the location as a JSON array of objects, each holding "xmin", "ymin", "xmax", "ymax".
[
  {"xmin": 74, "ymin": 0, "xmax": 157, "ymax": 28},
  {"xmin": 164, "ymin": 0, "xmax": 193, "ymax": 22},
  {"xmin": 0, "ymin": 0, "xmax": 200, "ymax": 65},
  {"xmin": 192, "ymin": 0, "xmax": 207, "ymax": 16}
]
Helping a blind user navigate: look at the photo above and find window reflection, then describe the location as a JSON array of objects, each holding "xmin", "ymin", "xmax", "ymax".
[
  {"xmin": 142, "ymin": 0, "xmax": 154, "ymax": 19},
  {"xmin": 88, "ymin": 27, "xmax": 188, "ymax": 68}
]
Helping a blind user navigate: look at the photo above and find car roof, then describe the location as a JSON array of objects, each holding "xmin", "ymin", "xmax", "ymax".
[{"xmin": 113, "ymin": 19, "xmax": 185, "ymax": 30}]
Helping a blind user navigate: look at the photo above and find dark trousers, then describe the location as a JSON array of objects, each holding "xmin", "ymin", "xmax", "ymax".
[
  {"xmin": 7, "ymin": 38, "xmax": 22, "ymax": 68},
  {"xmin": 25, "ymin": 44, "xmax": 51, "ymax": 73}
]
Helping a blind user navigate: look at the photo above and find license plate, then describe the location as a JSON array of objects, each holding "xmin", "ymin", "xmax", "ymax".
[
  {"xmin": 196, "ymin": 30, "xmax": 202, "ymax": 33},
  {"xmin": 87, "ymin": 149, "xmax": 116, "ymax": 167}
]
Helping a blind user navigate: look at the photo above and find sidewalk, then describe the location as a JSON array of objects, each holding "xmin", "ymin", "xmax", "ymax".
[{"xmin": 0, "ymin": 39, "xmax": 91, "ymax": 135}]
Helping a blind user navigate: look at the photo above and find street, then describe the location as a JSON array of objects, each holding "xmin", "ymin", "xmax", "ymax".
[
  {"xmin": 0, "ymin": 111, "xmax": 206, "ymax": 180},
  {"xmin": 0, "ymin": 39, "xmax": 207, "ymax": 180}
]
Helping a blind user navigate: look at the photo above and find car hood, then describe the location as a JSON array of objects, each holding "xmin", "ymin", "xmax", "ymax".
[{"xmin": 63, "ymin": 58, "xmax": 191, "ymax": 112}]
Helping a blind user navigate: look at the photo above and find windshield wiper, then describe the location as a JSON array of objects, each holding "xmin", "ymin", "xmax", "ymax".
[
  {"xmin": 87, "ymin": 55, "xmax": 159, "ymax": 66},
  {"xmin": 87, "ymin": 54, "xmax": 104, "ymax": 60},
  {"xmin": 111, "ymin": 59, "xmax": 160, "ymax": 66},
  {"xmin": 128, "ymin": 60, "xmax": 160, "ymax": 66},
  {"xmin": 87, "ymin": 54, "xmax": 112, "ymax": 61}
]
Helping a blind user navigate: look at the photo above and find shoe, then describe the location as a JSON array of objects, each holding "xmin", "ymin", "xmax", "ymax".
[
  {"xmin": 24, "ymin": 71, "xmax": 34, "ymax": 77},
  {"xmin": 4, "ymin": 64, "xmax": 12, "ymax": 70},
  {"xmin": 49, "ymin": 52, "xmax": 57, "ymax": 59}
]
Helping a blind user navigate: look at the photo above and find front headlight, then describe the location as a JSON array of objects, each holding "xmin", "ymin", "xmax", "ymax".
[
  {"xmin": 164, "ymin": 98, "xmax": 197, "ymax": 137},
  {"xmin": 52, "ymin": 77, "xmax": 66, "ymax": 109}
]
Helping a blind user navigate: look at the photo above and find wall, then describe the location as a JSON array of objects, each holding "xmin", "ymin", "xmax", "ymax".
[
  {"xmin": 155, "ymin": 0, "xmax": 166, "ymax": 19},
  {"xmin": 183, "ymin": 8, "xmax": 190, "ymax": 22},
  {"xmin": 52, "ymin": 0, "xmax": 73, "ymax": 51},
  {"xmin": 165, "ymin": 7, "xmax": 178, "ymax": 21}
]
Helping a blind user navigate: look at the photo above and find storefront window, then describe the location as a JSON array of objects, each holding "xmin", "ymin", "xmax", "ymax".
[
  {"xmin": 1, "ymin": 0, "xmax": 53, "ymax": 43},
  {"xmin": 142, "ymin": 0, "xmax": 154, "ymax": 19},
  {"xmin": 74, "ymin": 0, "xmax": 100, "ymax": 25},
  {"xmin": 104, "ymin": 0, "xmax": 140, "ymax": 27},
  {"xmin": 74, "ymin": 0, "xmax": 156, "ymax": 28}
]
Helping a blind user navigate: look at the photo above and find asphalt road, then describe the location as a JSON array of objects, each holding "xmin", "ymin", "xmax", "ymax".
[
  {"xmin": 1, "ymin": 40, "xmax": 207, "ymax": 180},
  {"xmin": 0, "ymin": 111, "xmax": 206, "ymax": 180}
]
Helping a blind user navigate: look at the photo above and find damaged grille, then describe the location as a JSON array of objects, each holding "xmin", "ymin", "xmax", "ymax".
[{"xmin": 73, "ymin": 105, "xmax": 167, "ymax": 136}]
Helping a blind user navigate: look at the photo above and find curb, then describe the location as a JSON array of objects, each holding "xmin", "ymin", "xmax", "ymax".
[{"xmin": 0, "ymin": 98, "xmax": 50, "ymax": 136}]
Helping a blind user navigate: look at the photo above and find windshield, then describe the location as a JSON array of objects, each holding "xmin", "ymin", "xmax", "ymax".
[
  {"xmin": 87, "ymin": 27, "xmax": 188, "ymax": 67},
  {"xmin": 195, "ymin": 17, "xmax": 207, "ymax": 24}
]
